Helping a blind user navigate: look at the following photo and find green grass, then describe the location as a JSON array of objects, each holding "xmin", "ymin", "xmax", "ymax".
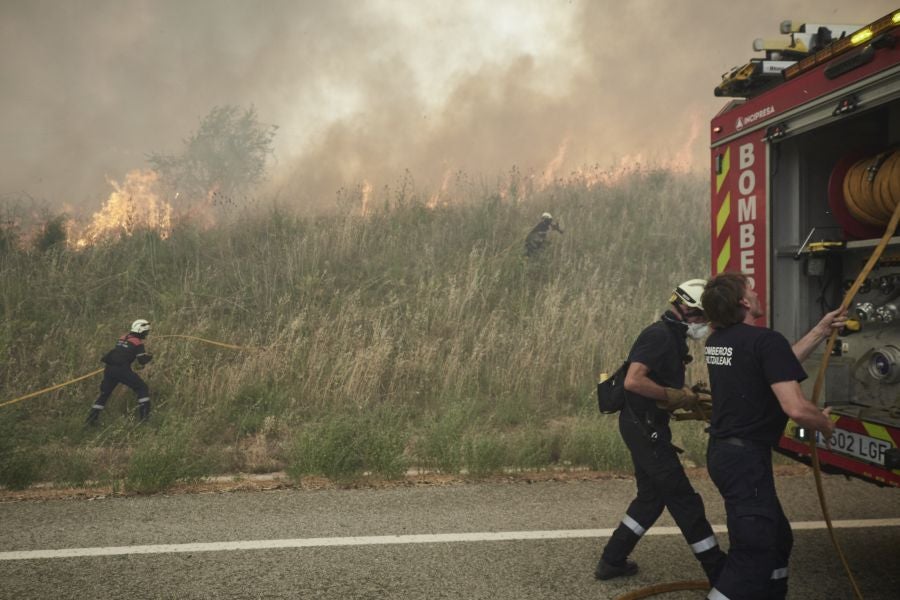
[
  {"xmin": 125, "ymin": 423, "xmax": 210, "ymax": 493},
  {"xmin": 286, "ymin": 407, "xmax": 409, "ymax": 481},
  {"xmin": 0, "ymin": 168, "xmax": 710, "ymax": 490},
  {"xmin": 560, "ymin": 412, "xmax": 631, "ymax": 472}
]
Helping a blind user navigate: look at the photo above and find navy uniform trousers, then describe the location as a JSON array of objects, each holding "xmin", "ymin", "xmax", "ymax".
[
  {"xmin": 89, "ymin": 364, "xmax": 151, "ymax": 421},
  {"xmin": 602, "ymin": 406, "xmax": 725, "ymax": 583},
  {"xmin": 706, "ymin": 437, "xmax": 792, "ymax": 600}
]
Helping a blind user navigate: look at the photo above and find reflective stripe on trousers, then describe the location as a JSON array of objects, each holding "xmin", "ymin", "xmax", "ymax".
[
  {"xmin": 690, "ymin": 534, "xmax": 718, "ymax": 554},
  {"xmin": 708, "ymin": 587, "xmax": 729, "ymax": 600},
  {"xmin": 622, "ymin": 514, "xmax": 647, "ymax": 537}
]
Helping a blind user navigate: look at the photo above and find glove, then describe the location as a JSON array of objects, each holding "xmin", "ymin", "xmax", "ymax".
[
  {"xmin": 672, "ymin": 410, "xmax": 706, "ymax": 421},
  {"xmin": 137, "ymin": 353, "xmax": 154, "ymax": 366},
  {"xmin": 673, "ymin": 405, "xmax": 713, "ymax": 422},
  {"xmin": 660, "ymin": 386, "xmax": 699, "ymax": 411}
]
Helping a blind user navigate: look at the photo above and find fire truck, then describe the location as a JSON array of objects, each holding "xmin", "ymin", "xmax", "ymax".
[{"xmin": 710, "ymin": 9, "xmax": 900, "ymax": 486}]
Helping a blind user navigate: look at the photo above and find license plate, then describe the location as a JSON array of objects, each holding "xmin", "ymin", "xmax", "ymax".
[{"xmin": 815, "ymin": 429, "xmax": 893, "ymax": 466}]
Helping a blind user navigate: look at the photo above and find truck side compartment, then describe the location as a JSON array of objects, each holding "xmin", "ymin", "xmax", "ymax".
[{"xmin": 711, "ymin": 10, "xmax": 900, "ymax": 487}]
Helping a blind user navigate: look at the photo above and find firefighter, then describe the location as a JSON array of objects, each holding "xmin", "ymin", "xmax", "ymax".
[
  {"xmin": 701, "ymin": 273, "xmax": 842, "ymax": 600},
  {"xmin": 596, "ymin": 279, "xmax": 726, "ymax": 585},
  {"xmin": 524, "ymin": 212, "xmax": 563, "ymax": 257},
  {"xmin": 86, "ymin": 319, "xmax": 154, "ymax": 425}
]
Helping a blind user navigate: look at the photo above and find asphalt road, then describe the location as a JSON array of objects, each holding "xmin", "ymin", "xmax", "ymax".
[{"xmin": 0, "ymin": 472, "xmax": 897, "ymax": 600}]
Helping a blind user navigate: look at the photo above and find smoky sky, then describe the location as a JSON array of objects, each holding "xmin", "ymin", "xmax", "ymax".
[{"xmin": 0, "ymin": 0, "xmax": 895, "ymax": 212}]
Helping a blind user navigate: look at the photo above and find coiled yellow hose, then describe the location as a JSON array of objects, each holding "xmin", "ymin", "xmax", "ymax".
[{"xmin": 843, "ymin": 149, "xmax": 900, "ymax": 227}]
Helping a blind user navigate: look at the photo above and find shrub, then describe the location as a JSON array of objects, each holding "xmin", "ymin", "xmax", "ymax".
[
  {"xmin": 505, "ymin": 426, "xmax": 562, "ymax": 471},
  {"xmin": 463, "ymin": 432, "xmax": 508, "ymax": 477},
  {"xmin": 125, "ymin": 424, "xmax": 209, "ymax": 493},
  {"xmin": 286, "ymin": 408, "xmax": 408, "ymax": 481},
  {"xmin": 0, "ymin": 448, "xmax": 41, "ymax": 490},
  {"xmin": 47, "ymin": 446, "xmax": 96, "ymax": 488},
  {"xmin": 413, "ymin": 402, "xmax": 473, "ymax": 474},
  {"xmin": 34, "ymin": 214, "xmax": 68, "ymax": 252},
  {"xmin": 0, "ymin": 419, "xmax": 41, "ymax": 490},
  {"xmin": 560, "ymin": 413, "xmax": 631, "ymax": 471},
  {"xmin": 228, "ymin": 380, "xmax": 289, "ymax": 436}
]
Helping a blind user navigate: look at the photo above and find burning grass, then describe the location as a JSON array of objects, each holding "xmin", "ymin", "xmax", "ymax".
[{"xmin": 0, "ymin": 168, "xmax": 710, "ymax": 492}]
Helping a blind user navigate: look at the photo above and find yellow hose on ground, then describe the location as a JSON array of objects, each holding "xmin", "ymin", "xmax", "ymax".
[
  {"xmin": 0, "ymin": 368, "xmax": 104, "ymax": 409},
  {"xmin": 0, "ymin": 334, "xmax": 249, "ymax": 409},
  {"xmin": 154, "ymin": 334, "xmax": 253, "ymax": 351}
]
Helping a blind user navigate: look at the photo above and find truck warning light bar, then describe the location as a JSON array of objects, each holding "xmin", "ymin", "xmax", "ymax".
[{"xmin": 716, "ymin": 10, "xmax": 900, "ymax": 98}]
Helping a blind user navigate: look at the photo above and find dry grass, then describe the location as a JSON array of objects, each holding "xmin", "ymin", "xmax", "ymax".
[{"xmin": 0, "ymin": 168, "xmax": 711, "ymax": 491}]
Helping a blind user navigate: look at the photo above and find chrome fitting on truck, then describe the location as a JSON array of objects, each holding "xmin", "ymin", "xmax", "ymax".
[{"xmin": 867, "ymin": 346, "xmax": 900, "ymax": 383}]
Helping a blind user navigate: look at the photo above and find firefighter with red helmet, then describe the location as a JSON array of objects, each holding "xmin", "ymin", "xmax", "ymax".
[{"xmin": 85, "ymin": 319, "xmax": 154, "ymax": 425}]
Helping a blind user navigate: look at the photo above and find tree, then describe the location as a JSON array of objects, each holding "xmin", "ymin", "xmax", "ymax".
[
  {"xmin": 33, "ymin": 213, "xmax": 67, "ymax": 252},
  {"xmin": 148, "ymin": 105, "xmax": 277, "ymax": 206}
]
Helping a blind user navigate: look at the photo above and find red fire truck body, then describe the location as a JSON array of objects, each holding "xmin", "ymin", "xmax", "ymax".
[{"xmin": 710, "ymin": 10, "xmax": 900, "ymax": 486}]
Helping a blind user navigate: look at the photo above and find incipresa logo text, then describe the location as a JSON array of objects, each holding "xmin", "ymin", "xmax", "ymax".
[{"xmin": 735, "ymin": 105, "xmax": 775, "ymax": 131}]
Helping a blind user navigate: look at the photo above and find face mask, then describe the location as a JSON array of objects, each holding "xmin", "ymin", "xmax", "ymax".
[{"xmin": 686, "ymin": 322, "xmax": 710, "ymax": 340}]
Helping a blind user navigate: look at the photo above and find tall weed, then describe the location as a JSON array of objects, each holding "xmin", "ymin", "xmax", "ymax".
[
  {"xmin": 125, "ymin": 423, "xmax": 209, "ymax": 493},
  {"xmin": 1, "ymin": 169, "xmax": 710, "ymax": 488},
  {"xmin": 286, "ymin": 407, "xmax": 408, "ymax": 481},
  {"xmin": 561, "ymin": 413, "xmax": 632, "ymax": 472}
]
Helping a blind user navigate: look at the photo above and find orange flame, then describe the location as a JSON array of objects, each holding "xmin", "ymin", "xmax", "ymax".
[
  {"xmin": 70, "ymin": 169, "xmax": 173, "ymax": 249},
  {"xmin": 537, "ymin": 137, "xmax": 570, "ymax": 188},
  {"xmin": 359, "ymin": 180, "xmax": 373, "ymax": 216},
  {"xmin": 354, "ymin": 124, "xmax": 703, "ymax": 215},
  {"xmin": 427, "ymin": 168, "xmax": 453, "ymax": 209}
]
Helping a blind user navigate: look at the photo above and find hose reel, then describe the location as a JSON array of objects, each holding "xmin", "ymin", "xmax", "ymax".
[{"xmin": 829, "ymin": 148, "xmax": 900, "ymax": 239}]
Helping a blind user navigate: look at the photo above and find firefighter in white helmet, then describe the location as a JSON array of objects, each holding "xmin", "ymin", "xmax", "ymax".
[
  {"xmin": 86, "ymin": 319, "xmax": 154, "ymax": 425},
  {"xmin": 524, "ymin": 212, "xmax": 563, "ymax": 257},
  {"xmin": 595, "ymin": 279, "xmax": 726, "ymax": 584}
]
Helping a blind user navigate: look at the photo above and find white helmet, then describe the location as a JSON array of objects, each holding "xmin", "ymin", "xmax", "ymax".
[
  {"xmin": 131, "ymin": 319, "xmax": 151, "ymax": 335},
  {"xmin": 541, "ymin": 212, "xmax": 553, "ymax": 220},
  {"xmin": 670, "ymin": 279, "xmax": 706, "ymax": 311}
]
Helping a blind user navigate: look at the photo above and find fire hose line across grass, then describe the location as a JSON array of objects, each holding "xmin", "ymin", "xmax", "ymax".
[
  {"xmin": 0, "ymin": 334, "xmax": 251, "ymax": 409},
  {"xmin": 0, "ymin": 277, "xmax": 887, "ymax": 600}
]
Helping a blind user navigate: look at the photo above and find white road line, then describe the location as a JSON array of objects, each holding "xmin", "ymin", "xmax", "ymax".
[{"xmin": 2, "ymin": 518, "xmax": 898, "ymax": 561}]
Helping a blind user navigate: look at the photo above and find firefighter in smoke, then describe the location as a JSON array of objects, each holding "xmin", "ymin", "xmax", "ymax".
[
  {"xmin": 85, "ymin": 319, "xmax": 154, "ymax": 425},
  {"xmin": 595, "ymin": 279, "xmax": 726, "ymax": 584},
  {"xmin": 524, "ymin": 212, "xmax": 563, "ymax": 257},
  {"xmin": 701, "ymin": 273, "xmax": 844, "ymax": 600}
]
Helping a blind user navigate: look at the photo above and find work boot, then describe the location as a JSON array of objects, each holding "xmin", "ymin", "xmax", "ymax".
[
  {"xmin": 138, "ymin": 402, "xmax": 150, "ymax": 422},
  {"xmin": 595, "ymin": 558, "xmax": 638, "ymax": 580},
  {"xmin": 85, "ymin": 408, "xmax": 101, "ymax": 426}
]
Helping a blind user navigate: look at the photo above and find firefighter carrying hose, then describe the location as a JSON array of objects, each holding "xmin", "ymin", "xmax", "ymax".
[
  {"xmin": 595, "ymin": 279, "xmax": 726, "ymax": 585},
  {"xmin": 524, "ymin": 212, "xmax": 563, "ymax": 257},
  {"xmin": 85, "ymin": 319, "xmax": 154, "ymax": 425}
]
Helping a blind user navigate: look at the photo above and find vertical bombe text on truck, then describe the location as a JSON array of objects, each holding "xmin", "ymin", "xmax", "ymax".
[{"xmin": 711, "ymin": 10, "xmax": 900, "ymax": 487}]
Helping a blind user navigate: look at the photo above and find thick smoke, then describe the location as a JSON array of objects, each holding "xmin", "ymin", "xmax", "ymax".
[{"xmin": 0, "ymin": 0, "xmax": 894, "ymax": 211}]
